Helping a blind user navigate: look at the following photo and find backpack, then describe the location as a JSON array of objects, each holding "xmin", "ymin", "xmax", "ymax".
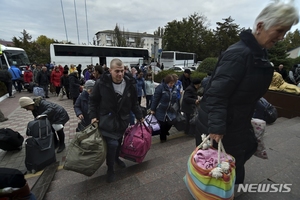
[{"xmin": 120, "ymin": 122, "xmax": 152, "ymax": 163}]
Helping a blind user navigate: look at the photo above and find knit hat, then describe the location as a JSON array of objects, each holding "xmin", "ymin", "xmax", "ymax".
[
  {"xmin": 19, "ymin": 97, "xmax": 34, "ymax": 108},
  {"xmin": 192, "ymin": 78, "xmax": 202, "ymax": 85},
  {"xmin": 84, "ymin": 80, "xmax": 95, "ymax": 89}
]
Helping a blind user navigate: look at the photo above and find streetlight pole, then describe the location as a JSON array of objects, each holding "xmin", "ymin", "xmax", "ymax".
[{"xmin": 60, "ymin": 0, "xmax": 68, "ymax": 42}]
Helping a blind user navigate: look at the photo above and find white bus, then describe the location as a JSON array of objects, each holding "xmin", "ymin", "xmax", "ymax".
[
  {"xmin": 160, "ymin": 51, "xmax": 196, "ymax": 70},
  {"xmin": 0, "ymin": 44, "xmax": 30, "ymax": 70},
  {"xmin": 50, "ymin": 43, "xmax": 149, "ymax": 69}
]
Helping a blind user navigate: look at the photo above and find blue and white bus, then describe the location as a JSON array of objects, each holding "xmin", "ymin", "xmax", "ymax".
[{"xmin": 160, "ymin": 51, "xmax": 196, "ymax": 70}]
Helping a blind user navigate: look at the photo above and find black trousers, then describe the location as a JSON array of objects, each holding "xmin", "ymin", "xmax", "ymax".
[
  {"xmin": 158, "ymin": 120, "xmax": 172, "ymax": 141},
  {"xmin": 137, "ymin": 97, "xmax": 142, "ymax": 105},
  {"xmin": 223, "ymin": 139, "xmax": 257, "ymax": 184},
  {"xmin": 4, "ymin": 81, "xmax": 13, "ymax": 96},
  {"xmin": 184, "ymin": 113, "xmax": 191, "ymax": 134},
  {"xmin": 55, "ymin": 86, "xmax": 61, "ymax": 95}
]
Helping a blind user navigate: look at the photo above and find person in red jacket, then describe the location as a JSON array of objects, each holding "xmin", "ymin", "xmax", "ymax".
[
  {"xmin": 51, "ymin": 66, "xmax": 63, "ymax": 96},
  {"xmin": 23, "ymin": 66, "xmax": 34, "ymax": 92},
  {"xmin": 23, "ymin": 66, "xmax": 33, "ymax": 83}
]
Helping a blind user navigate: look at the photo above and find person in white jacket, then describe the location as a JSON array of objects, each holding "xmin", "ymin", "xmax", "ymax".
[{"xmin": 144, "ymin": 73, "xmax": 155, "ymax": 109}]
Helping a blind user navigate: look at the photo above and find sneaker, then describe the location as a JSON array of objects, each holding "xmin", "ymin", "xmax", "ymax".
[
  {"xmin": 115, "ymin": 158, "xmax": 126, "ymax": 168},
  {"xmin": 106, "ymin": 170, "xmax": 115, "ymax": 183},
  {"xmin": 45, "ymin": 96, "xmax": 50, "ymax": 98},
  {"xmin": 8, "ymin": 95, "xmax": 15, "ymax": 98}
]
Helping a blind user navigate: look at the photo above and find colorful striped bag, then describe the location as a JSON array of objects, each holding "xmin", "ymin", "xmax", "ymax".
[{"xmin": 184, "ymin": 135, "xmax": 236, "ymax": 200}]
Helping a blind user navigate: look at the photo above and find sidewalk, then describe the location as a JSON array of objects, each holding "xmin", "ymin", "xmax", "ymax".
[{"xmin": 1, "ymin": 91, "xmax": 300, "ymax": 200}]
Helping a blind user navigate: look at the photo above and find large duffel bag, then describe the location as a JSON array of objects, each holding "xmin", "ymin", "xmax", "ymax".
[
  {"xmin": 64, "ymin": 123, "xmax": 107, "ymax": 176},
  {"xmin": 0, "ymin": 128, "xmax": 24, "ymax": 151},
  {"xmin": 120, "ymin": 122, "xmax": 152, "ymax": 163}
]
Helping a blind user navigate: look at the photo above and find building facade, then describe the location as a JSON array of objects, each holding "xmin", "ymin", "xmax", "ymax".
[
  {"xmin": 288, "ymin": 46, "xmax": 300, "ymax": 59},
  {"xmin": 94, "ymin": 30, "xmax": 162, "ymax": 60}
]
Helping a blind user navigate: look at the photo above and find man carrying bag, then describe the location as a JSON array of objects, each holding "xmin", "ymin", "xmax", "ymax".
[{"xmin": 89, "ymin": 58, "xmax": 143, "ymax": 183}]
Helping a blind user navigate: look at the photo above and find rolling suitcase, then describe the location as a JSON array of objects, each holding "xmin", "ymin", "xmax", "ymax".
[
  {"xmin": 25, "ymin": 117, "xmax": 56, "ymax": 173},
  {"xmin": 0, "ymin": 128, "xmax": 24, "ymax": 151}
]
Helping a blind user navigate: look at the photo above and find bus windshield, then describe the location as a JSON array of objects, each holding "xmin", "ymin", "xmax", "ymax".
[{"xmin": 4, "ymin": 50, "xmax": 30, "ymax": 67}]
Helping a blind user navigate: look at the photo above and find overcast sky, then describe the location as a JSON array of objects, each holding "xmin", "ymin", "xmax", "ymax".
[{"xmin": 1, "ymin": 0, "xmax": 300, "ymax": 45}]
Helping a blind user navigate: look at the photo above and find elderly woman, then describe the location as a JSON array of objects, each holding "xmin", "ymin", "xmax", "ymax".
[
  {"xmin": 151, "ymin": 74, "xmax": 177, "ymax": 142},
  {"xmin": 74, "ymin": 80, "xmax": 95, "ymax": 131},
  {"xmin": 19, "ymin": 96, "xmax": 69, "ymax": 153},
  {"xmin": 197, "ymin": 0, "xmax": 299, "ymax": 185}
]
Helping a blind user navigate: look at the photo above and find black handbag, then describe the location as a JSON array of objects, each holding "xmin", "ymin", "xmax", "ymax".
[{"xmin": 173, "ymin": 112, "xmax": 186, "ymax": 131}]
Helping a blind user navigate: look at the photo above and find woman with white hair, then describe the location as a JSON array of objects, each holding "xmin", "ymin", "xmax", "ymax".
[{"xmin": 197, "ymin": 0, "xmax": 299, "ymax": 185}]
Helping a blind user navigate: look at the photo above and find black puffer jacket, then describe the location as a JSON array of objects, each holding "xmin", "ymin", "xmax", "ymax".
[
  {"xmin": 181, "ymin": 84, "xmax": 198, "ymax": 114},
  {"xmin": 198, "ymin": 30, "xmax": 274, "ymax": 145},
  {"xmin": 89, "ymin": 71, "xmax": 142, "ymax": 139},
  {"xmin": 32, "ymin": 97, "xmax": 69, "ymax": 125},
  {"xmin": 68, "ymin": 72, "xmax": 81, "ymax": 98}
]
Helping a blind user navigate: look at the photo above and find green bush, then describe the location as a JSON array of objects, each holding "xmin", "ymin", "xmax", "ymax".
[
  {"xmin": 197, "ymin": 57, "xmax": 218, "ymax": 74},
  {"xmin": 153, "ymin": 70, "xmax": 207, "ymax": 83}
]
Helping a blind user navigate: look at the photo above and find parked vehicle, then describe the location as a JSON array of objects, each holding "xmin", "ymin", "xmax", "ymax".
[
  {"xmin": 160, "ymin": 51, "xmax": 196, "ymax": 70},
  {"xmin": 0, "ymin": 44, "xmax": 30, "ymax": 70},
  {"xmin": 168, "ymin": 66, "xmax": 194, "ymax": 72},
  {"xmin": 151, "ymin": 66, "xmax": 162, "ymax": 74}
]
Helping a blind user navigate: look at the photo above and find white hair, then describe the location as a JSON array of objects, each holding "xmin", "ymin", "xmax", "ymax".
[{"xmin": 252, "ymin": 0, "xmax": 299, "ymax": 33}]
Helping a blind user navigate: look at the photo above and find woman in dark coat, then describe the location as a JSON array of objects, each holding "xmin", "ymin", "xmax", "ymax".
[
  {"xmin": 181, "ymin": 78, "xmax": 201, "ymax": 135},
  {"xmin": 19, "ymin": 96, "xmax": 69, "ymax": 153},
  {"xmin": 69, "ymin": 71, "xmax": 81, "ymax": 105},
  {"xmin": 150, "ymin": 74, "xmax": 177, "ymax": 142},
  {"xmin": 197, "ymin": 1, "xmax": 299, "ymax": 184}
]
